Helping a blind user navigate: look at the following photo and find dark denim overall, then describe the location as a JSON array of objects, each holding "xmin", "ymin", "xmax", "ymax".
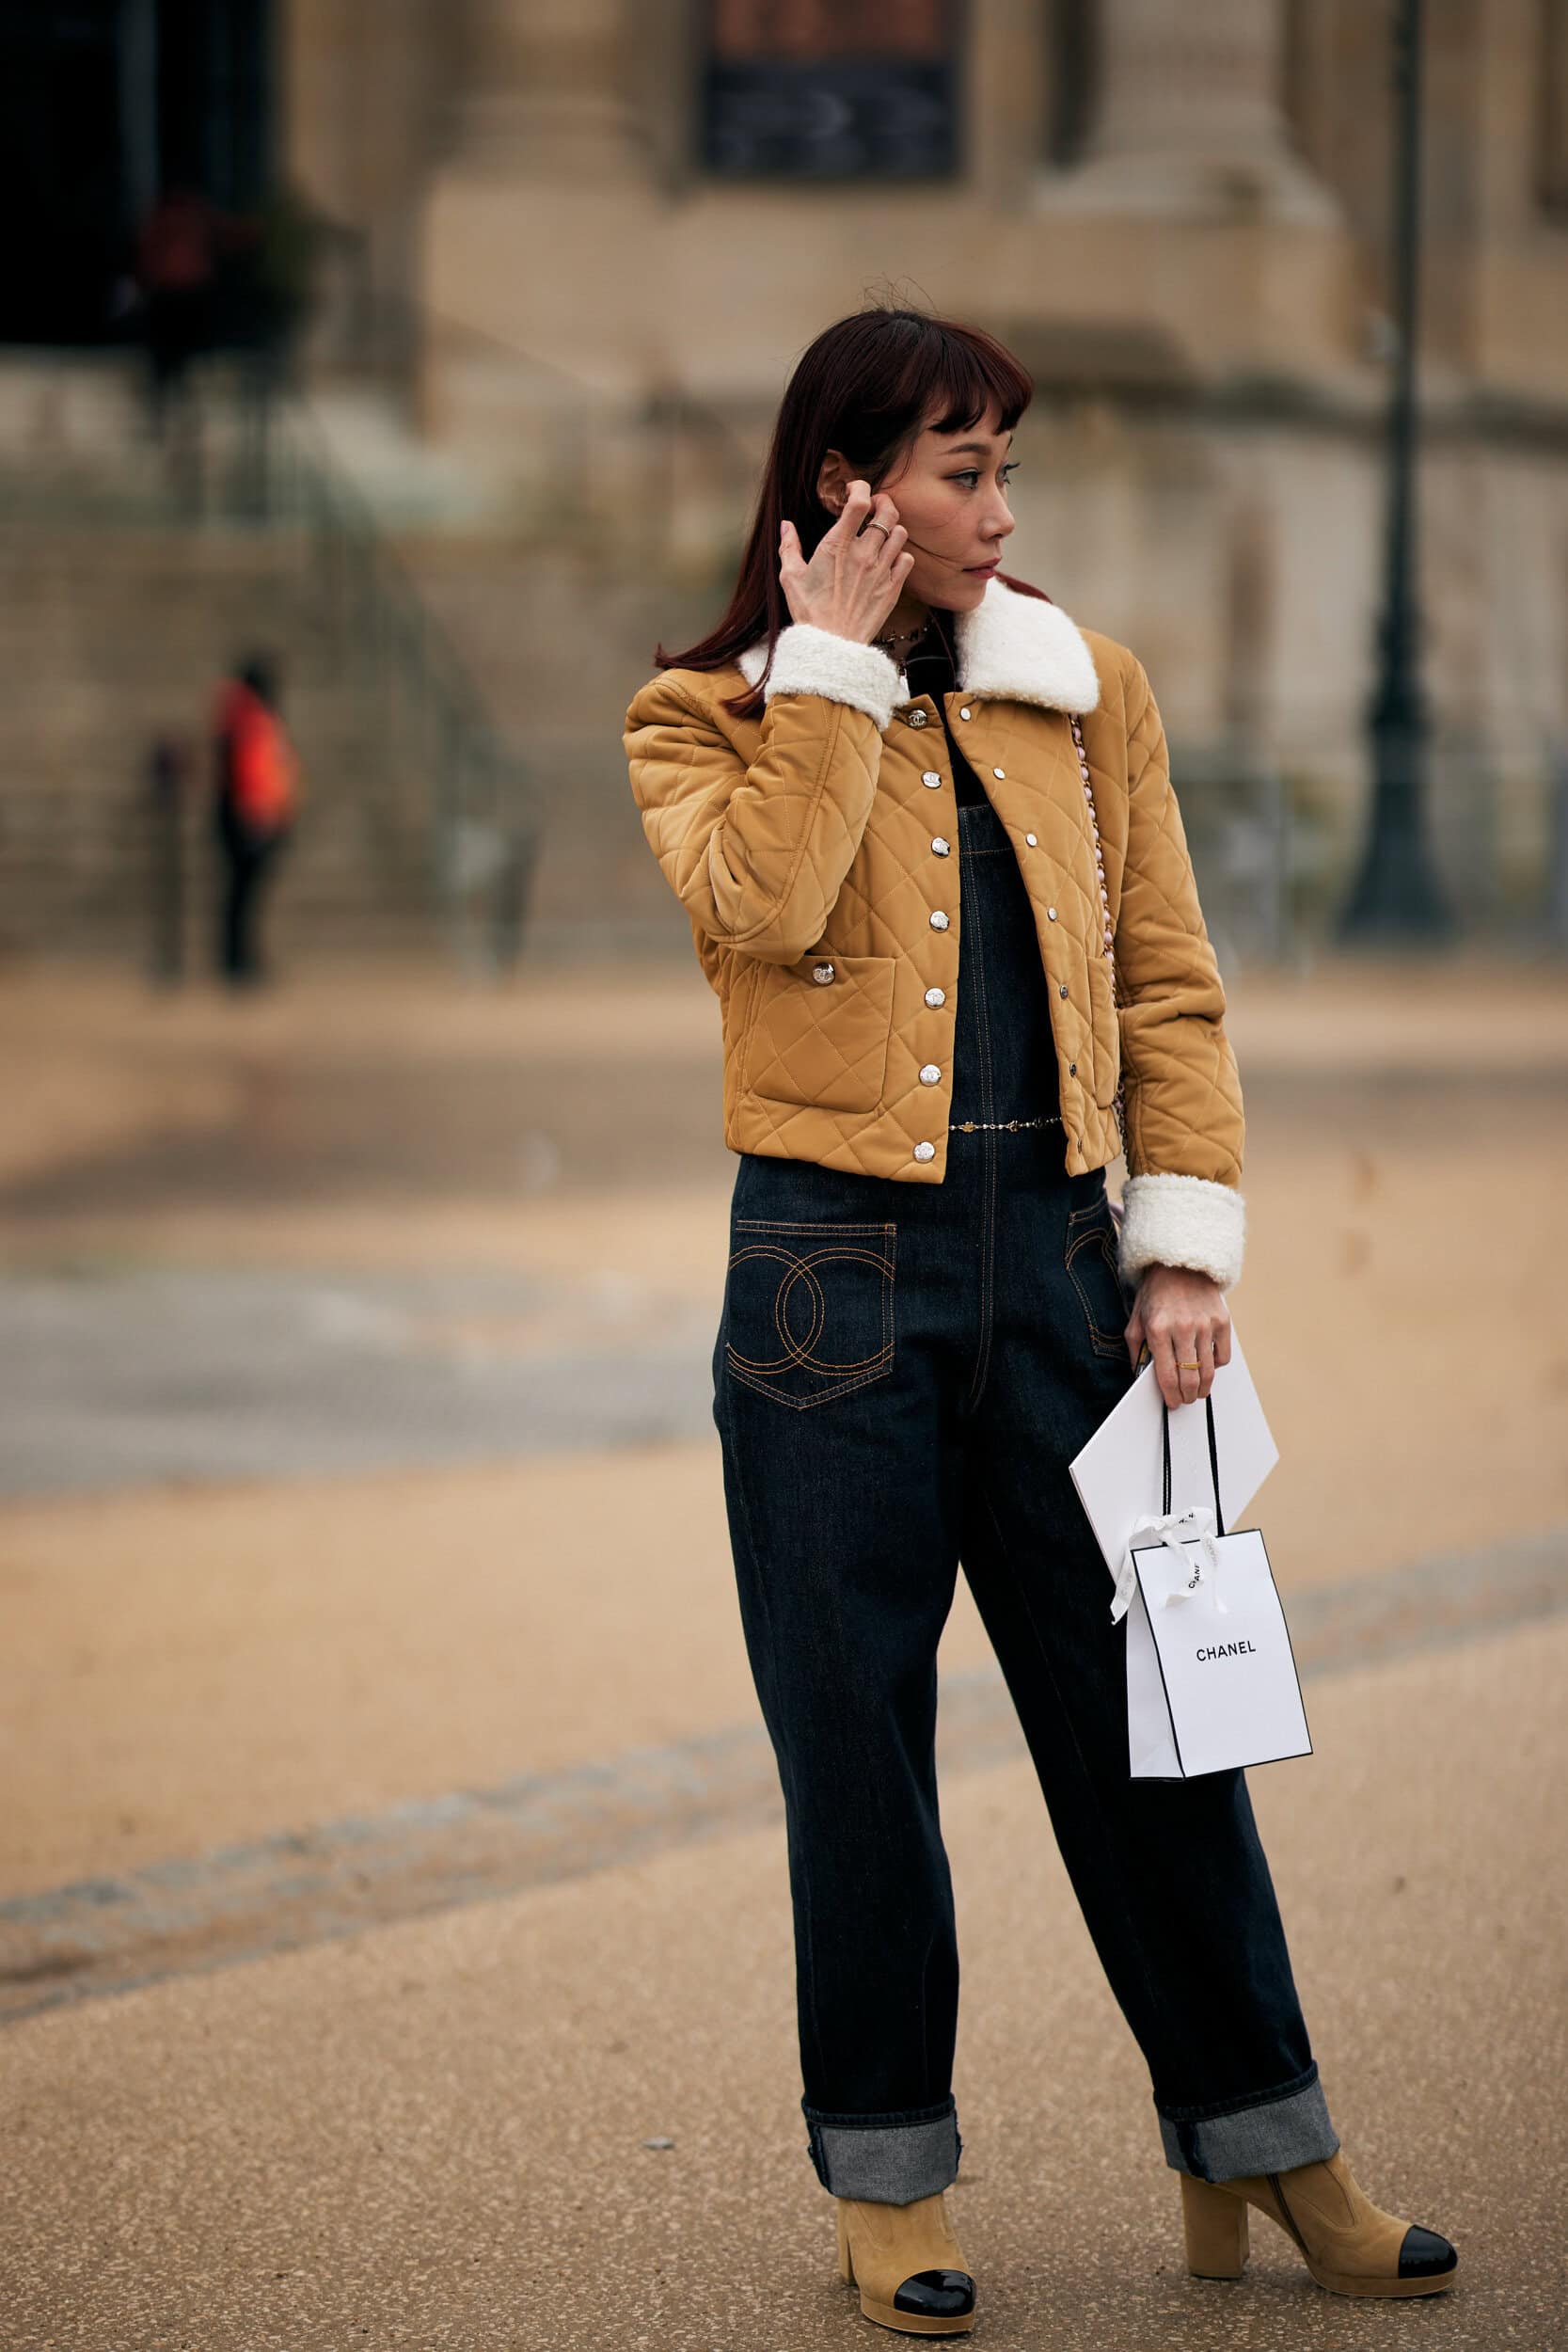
[{"xmin": 711, "ymin": 622, "xmax": 1338, "ymax": 2202}]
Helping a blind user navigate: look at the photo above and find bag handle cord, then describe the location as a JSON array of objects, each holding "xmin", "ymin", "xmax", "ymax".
[
  {"xmin": 1161, "ymin": 1391, "xmax": 1227, "ymax": 1534},
  {"xmin": 1110, "ymin": 1391, "xmax": 1230, "ymax": 1624}
]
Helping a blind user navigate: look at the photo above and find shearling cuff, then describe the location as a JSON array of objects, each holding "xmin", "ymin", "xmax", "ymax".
[
  {"xmin": 1117, "ymin": 1172, "xmax": 1246, "ymax": 1292},
  {"xmin": 762, "ymin": 625, "xmax": 900, "ymax": 731}
]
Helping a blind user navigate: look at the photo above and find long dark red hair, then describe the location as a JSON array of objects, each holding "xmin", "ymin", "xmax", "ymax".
[{"xmin": 654, "ymin": 301, "xmax": 1054, "ymax": 721}]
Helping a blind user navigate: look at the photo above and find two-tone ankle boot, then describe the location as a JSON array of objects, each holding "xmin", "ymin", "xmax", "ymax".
[
  {"xmin": 1179, "ymin": 2144, "xmax": 1458, "ymax": 2298},
  {"xmin": 835, "ymin": 2189, "xmax": 976, "ymax": 2335}
]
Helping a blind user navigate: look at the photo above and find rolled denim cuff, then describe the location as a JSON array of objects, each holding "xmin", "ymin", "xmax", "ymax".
[
  {"xmin": 1157, "ymin": 2063, "xmax": 1339, "ymax": 2183},
  {"xmin": 802, "ymin": 2095, "xmax": 961, "ymax": 2201}
]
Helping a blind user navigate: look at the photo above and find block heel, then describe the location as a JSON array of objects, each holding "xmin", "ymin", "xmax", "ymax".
[
  {"xmin": 1176, "ymin": 2148, "xmax": 1458, "ymax": 2299},
  {"xmin": 1180, "ymin": 2171, "xmax": 1250, "ymax": 2278}
]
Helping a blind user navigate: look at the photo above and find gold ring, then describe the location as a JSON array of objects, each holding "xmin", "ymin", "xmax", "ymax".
[{"xmin": 1177, "ymin": 1360, "xmax": 1200, "ymax": 1370}]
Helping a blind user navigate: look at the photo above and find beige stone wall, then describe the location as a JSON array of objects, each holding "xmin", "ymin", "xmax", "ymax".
[
  {"xmin": 281, "ymin": 0, "xmax": 458, "ymax": 372},
  {"xmin": 278, "ymin": 0, "xmax": 1568, "ymax": 416},
  {"xmin": 278, "ymin": 0, "xmax": 1568, "ymax": 466},
  {"xmin": 275, "ymin": 0, "xmax": 1568, "ymax": 948}
]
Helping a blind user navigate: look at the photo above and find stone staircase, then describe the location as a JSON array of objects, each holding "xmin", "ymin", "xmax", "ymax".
[
  {"xmin": 0, "ymin": 519, "xmax": 442, "ymax": 966},
  {"xmin": 0, "ymin": 355, "xmax": 525, "ymax": 970}
]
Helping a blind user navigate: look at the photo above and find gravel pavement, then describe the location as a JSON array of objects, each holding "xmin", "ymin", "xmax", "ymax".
[
  {"xmin": 2, "ymin": 954, "xmax": 1564, "ymax": 2346},
  {"xmin": 2, "ymin": 1613, "xmax": 1561, "ymax": 2349}
]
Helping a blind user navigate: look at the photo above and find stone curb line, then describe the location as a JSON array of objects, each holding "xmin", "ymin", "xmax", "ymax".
[{"xmin": 2, "ymin": 1521, "xmax": 1561, "ymax": 2026}]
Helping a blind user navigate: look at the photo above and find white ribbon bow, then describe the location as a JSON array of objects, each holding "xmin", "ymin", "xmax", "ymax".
[{"xmin": 1110, "ymin": 1503, "xmax": 1228, "ymax": 1624}]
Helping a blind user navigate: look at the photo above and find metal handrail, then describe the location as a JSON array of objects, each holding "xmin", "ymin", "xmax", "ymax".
[
  {"xmin": 0, "ymin": 345, "xmax": 542, "ymax": 971},
  {"xmin": 230, "ymin": 386, "xmax": 542, "ymax": 973}
]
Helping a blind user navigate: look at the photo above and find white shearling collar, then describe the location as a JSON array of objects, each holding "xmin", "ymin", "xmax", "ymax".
[{"xmin": 735, "ymin": 574, "xmax": 1101, "ymax": 715}]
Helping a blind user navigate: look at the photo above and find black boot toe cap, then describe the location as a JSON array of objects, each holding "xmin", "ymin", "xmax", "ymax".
[
  {"xmin": 893, "ymin": 2267, "xmax": 976, "ymax": 2318},
  {"xmin": 1399, "ymin": 2224, "xmax": 1458, "ymax": 2279}
]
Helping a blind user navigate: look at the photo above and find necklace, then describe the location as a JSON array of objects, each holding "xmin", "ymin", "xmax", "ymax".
[{"xmin": 872, "ymin": 615, "xmax": 934, "ymax": 652}]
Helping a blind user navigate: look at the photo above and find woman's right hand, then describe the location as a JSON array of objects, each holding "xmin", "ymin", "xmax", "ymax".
[{"xmin": 778, "ymin": 480, "xmax": 913, "ymax": 645}]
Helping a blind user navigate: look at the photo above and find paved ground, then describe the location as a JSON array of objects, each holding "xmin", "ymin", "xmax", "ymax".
[
  {"xmin": 3, "ymin": 1520, "xmax": 1563, "ymax": 2030},
  {"xmin": 0, "ymin": 1260, "xmax": 718, "ymax": 1493},
  {"xmin": 3, "ymin": 1615, "xmax": 1563, "ymax": 2349},
  {"xmin": 1, "ymin": 949, "xmax": 1566, "ymax": 2346}
]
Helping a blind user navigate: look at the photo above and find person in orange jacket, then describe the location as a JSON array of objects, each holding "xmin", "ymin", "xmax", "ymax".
[{"xmin": 212, "ymin": 651, "xmax": 300, "ymax": 986}]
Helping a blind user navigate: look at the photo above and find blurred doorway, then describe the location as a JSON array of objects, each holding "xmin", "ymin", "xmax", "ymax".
[{"xmin": 0, "ymin": 0, "xmax": 276, "ymax": 345}]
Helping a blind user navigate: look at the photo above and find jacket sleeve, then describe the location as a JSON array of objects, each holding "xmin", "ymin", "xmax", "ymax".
[
  {"xmin": 1113, "ymin": 655, "xmax": 1248, "ymax": 1293},
  {"xmin": 624, "ymin": 625, "xmax": 900, "ymax": 965}
]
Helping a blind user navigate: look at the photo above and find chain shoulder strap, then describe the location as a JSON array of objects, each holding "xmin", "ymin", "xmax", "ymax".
[{"xmin": 1067, "ymin": 710, "xmax": 1128, "ymax": 1160}]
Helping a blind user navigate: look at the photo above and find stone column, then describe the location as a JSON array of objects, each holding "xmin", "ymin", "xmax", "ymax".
[
  {"xmin": 420, "ymin": 0, "xmax": 659, "ymax": 486},
  {"xmin": 451, "ymin": 0, "xmax": 650, "ymax": 181},
  {"xmin": 1042, "ymin": 0, "xmax": 1338, "ymax": 224}
]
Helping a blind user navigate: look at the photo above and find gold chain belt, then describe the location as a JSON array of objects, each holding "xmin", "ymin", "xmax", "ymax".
[{"xmin": 948, "ymin": 1114, "xmax": 1062, "ymax": 1132}]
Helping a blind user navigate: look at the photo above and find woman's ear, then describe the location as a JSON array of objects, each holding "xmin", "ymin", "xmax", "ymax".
[{"xmin": 815, "ymin": 448, "xmax": 850, "ymax": 519}]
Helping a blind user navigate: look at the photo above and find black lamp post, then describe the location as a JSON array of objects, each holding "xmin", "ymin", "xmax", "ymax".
[{"xmin": 1337, "ymin": 0, "xmax": 1457, "ymax": 944}]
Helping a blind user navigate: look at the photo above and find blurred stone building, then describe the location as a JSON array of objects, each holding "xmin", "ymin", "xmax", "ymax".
[
  {"xmin": 282, "ymin": 0, "xmax": 1568, "ymax": 956},
  {"xmin": 4, "ymin": 2, "xmax": 1567, "ymax": 960}
]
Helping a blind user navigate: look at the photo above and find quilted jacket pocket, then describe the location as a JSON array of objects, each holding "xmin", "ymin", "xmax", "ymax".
[
  {"xmin": 740, "ymin": 952, "xmax": 897, "ymax": 1114},
  {"xmin": 724, "ymin": 1218, "xmax": 895, "ymax": 1409}
]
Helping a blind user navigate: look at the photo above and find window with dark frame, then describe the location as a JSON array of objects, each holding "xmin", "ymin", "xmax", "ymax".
[{"xmin": 700, "ymin": 0, "xmax": 964, "ymax": 181}]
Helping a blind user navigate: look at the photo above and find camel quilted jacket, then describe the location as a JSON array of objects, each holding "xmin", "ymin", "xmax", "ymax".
[{"xmin": 624, "ymin": 576, "xmax": 1247, "ymax": 1290}]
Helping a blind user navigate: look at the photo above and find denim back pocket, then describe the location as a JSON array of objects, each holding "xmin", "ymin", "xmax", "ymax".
[
  {"xmin": 724, "ymin": 1217, "xmax": 896, "ymax": 1410},
  {"xmin": 1064, "ymin": 1187, "xmax": 1134, "ymax": 1361}
]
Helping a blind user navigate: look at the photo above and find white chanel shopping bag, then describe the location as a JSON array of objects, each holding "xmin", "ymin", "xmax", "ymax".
[{"xmin": 1111, "ymin": 1393, "xmax": 1312, "ymax": 1780}]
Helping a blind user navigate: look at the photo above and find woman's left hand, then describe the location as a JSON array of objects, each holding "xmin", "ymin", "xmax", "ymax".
[{"xmin": 1124, "ymin": 1263, "xmax": 1231, "ymax": 1406}]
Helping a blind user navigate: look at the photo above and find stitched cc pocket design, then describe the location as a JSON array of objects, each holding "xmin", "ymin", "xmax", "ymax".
[
  {"xmin": 1065, "ymin": 1192, "xmax": 1133, "ymax": 1361},
  {"xmin": 724, "ymin": 1218, "xmax": 895, "ymax": 1410},
  {"xmin": 740, "ymin": 952, "xmax": 897, "ymax": 1114}
]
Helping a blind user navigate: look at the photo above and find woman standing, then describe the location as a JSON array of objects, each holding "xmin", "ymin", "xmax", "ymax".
[{"xmin": 624, "ymin": 307, "xmax": 1457, "ymax": 2335}]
